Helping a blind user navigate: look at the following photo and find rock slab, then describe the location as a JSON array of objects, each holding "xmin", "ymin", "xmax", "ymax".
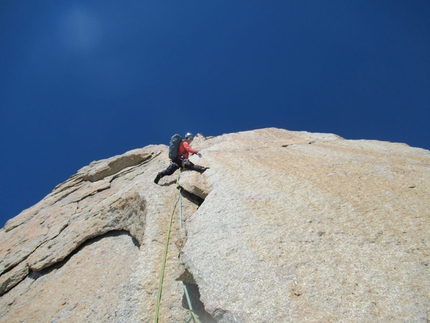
[{"xmin": 1, "ymin": 128, "xmax": 429, "ymax": 322}]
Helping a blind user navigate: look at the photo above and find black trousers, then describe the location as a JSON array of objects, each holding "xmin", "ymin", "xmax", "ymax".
[{"xmin": 158, "ymin": 157, "xmax": 205, "ymax": 178}]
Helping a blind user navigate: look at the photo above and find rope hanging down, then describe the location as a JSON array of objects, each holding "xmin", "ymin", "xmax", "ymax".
[
  {"xmin": 154, "ymin": 170, "xmax": 201, "ymax": 323},
  {"xmin": 179, "ymin": 189, "xmax": 201, "ymax": 323},
  {"xmin": 154, "ymin": 178, "xmax": 180, "ymax": 323}
]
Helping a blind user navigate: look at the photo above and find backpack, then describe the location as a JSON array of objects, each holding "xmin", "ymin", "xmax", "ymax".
[{"xmin": 168, "ymin": 134, "xmax": 182, "ymax": 160}]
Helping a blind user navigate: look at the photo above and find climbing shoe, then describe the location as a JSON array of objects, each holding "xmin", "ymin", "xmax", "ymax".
[
  {"xmin": 154, "ymin": 174, "xmax": 162, "ymax": 184},
  {"xmin": 200, "ymin": 167, "xmax": 209, "ymax": 173}
]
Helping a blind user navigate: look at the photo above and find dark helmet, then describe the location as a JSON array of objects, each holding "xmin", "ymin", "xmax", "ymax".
[{"xmin": 184, "ymin": 132, "xmax": 194, "ymax": 140}]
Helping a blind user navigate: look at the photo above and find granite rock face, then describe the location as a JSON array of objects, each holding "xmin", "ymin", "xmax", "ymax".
[{"xmin": 0, "ymin": 128, "xmax": 429, "ymax": 322}]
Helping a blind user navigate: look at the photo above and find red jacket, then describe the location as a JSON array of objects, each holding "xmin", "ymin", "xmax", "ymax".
[{"xmin": 177, "ymin": 141, "xmax": 197, "ymax": 159}]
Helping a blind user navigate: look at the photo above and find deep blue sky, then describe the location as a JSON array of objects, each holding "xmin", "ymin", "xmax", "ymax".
[{"xmin": 1, "ymin": 1, "xmax": 429, "ymax": 228}]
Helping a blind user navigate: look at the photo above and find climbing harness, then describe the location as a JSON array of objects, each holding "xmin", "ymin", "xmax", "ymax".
[{"xmin": 154, "ymin": 170, "xmax": 201, "ymax": 323}]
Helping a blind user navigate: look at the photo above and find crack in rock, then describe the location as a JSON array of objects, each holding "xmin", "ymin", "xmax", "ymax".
[{"xmin": 177, "ymin": 270, "xmax": 217, "ymax": 323}]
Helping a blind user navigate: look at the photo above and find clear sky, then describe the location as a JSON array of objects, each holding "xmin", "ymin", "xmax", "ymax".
[{"xmin": 1, "ymin": 1, "xmax": 429, "ymax": 228}]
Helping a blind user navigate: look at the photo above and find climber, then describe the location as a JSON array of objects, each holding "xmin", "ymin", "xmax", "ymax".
[{"xmin": 154, "ymin": 133, "xmax": 209, "ymax": 184}]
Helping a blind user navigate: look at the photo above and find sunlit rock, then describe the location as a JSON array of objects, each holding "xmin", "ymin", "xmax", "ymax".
[{"xmin": 0, "ymin": 128, "xmax": 429, "ymax": 322}]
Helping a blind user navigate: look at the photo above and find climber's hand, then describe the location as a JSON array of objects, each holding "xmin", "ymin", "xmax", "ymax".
[{"xmin": 196, "ymin": 153, "xmax": 202, "ymax": 158}]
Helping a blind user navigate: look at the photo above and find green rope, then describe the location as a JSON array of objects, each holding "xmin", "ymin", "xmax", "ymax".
[
  {"xmin": 154, "ymin": 169, "xmax": 201, "ymax": 323},
  {"xmin": 184, "ymin": 284, "xmax": 201, "ymax": 323},
  {"xmin": 154, "ymin": 172, "xmax": 181, "ymax": 323}
]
